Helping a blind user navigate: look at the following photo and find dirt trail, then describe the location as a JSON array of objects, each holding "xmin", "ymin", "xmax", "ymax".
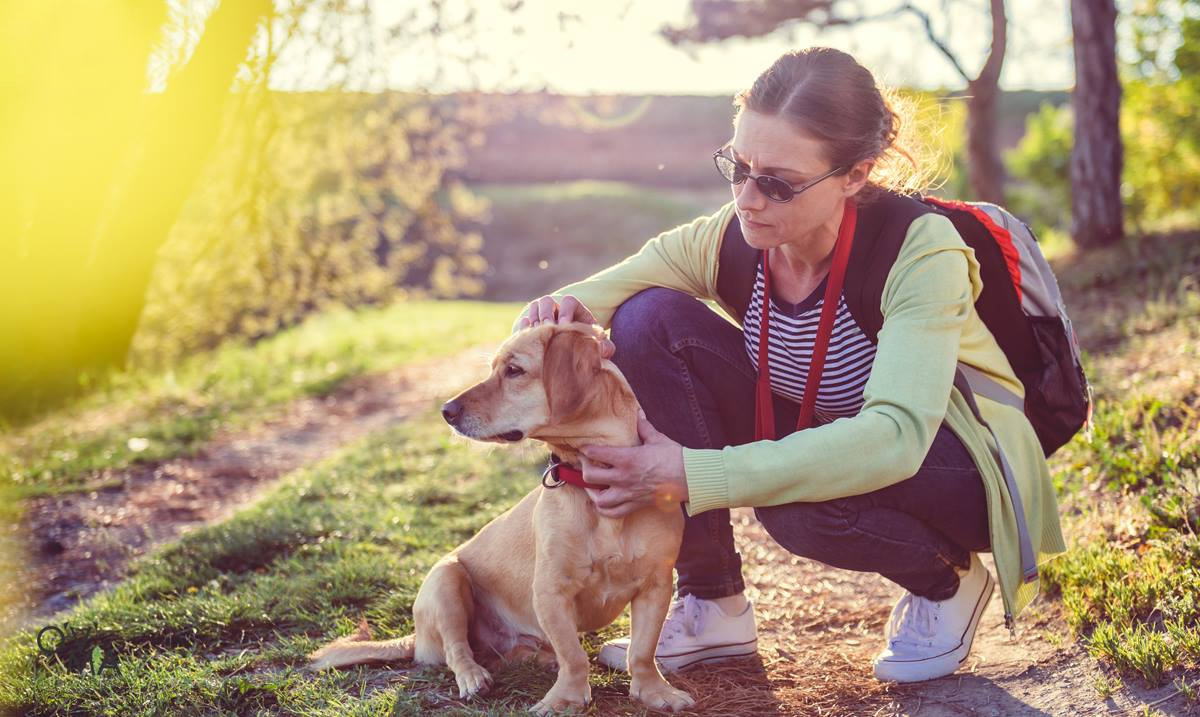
[
  {"xmin": 714, "ymin": 511, "xmax": 1194, "ymax": 716},
  {"xmin": 17, "ymin": 346, "xmax": 493, "ymax": 620},
  {"xmin": 16, "ymin": 347, "xmax": 1196, "ymax": 715}
]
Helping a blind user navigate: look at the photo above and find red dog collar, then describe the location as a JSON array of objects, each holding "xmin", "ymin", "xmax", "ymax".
[{"xmin": 542, "ymin": 455, "xmax": 608, "ymax": 491}]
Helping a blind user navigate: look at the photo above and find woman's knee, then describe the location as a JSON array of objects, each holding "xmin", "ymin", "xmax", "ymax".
[{"xmin": 609, "ymin": 288, "xmax": 700, "ymax": 348}]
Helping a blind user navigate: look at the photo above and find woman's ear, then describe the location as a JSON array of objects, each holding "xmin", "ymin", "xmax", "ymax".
[
  {"xmin": 542, "ymin": 328, "xmax": 602, "ymax": 424},
  {"xmin": 842, "ymin": 159, "xmax": 874, "ymax": 198}
]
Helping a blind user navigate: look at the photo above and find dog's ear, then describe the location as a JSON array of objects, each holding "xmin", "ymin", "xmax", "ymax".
[{"xmin": 542, "ymin": 328, "xmax": 603, "ymax": 423}]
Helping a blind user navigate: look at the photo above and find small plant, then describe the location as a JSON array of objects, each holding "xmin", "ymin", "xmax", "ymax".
[
  {"xmin": 1175, "ymin": 675, "xmax": 1198, "ymax": 702},
  {"xmin": 1092, "ymin": 671, "xmax": 1122, "ymax": 699}
]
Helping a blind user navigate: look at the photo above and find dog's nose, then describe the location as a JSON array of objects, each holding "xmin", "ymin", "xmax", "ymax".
[{"xmin": 441, "ymin": 399, "xmax": 463, "ymax": 424}]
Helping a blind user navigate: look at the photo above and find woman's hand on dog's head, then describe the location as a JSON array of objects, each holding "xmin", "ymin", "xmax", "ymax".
[{"xmin": 518, "ymin": 294, "xmax": 615, "ymax": 358}]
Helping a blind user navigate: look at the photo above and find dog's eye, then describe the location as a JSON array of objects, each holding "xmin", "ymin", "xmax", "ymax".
[{"xmin": 504, "ymin": 364, "xmax": 525, "ymax": 379}]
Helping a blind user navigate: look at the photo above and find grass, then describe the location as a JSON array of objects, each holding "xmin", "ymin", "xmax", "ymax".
[
  {"xmin": 0, "ymin": 300, "xmax": 521, "ymax": 498},
  {"xmin": 1040, "ymin": 228, "xmax": 1200, "ymax": 687},
  {"xmin": 0, "ymin": 411, "xmax": 642, "ymax": 716}
]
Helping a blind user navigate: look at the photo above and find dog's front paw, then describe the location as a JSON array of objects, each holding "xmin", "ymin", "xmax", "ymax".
[
  {"xmin": 531, "ymin": 681, "xmax": 591, "ymax": 715},
  {"xmin": 630, "ymin": 678, "xmax": 695, "ymax": 712},
  {"xmin": 454, "ymin": 663, "xmax": 493, "ymax": 699}
]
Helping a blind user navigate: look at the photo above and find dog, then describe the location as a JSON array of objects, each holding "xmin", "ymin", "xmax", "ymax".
[{"xmin": 308, "ymin": 322, "xmax": 693, "ymax": 715}]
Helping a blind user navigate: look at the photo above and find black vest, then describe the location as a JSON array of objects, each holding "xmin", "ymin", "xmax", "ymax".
[
  {"xmin": 715, "ymin": 190, "xmax": 1041, "ymax": 394},
  {"xmin": 715, "ymin": 191, "xmax": 934, "ymax": 342}
]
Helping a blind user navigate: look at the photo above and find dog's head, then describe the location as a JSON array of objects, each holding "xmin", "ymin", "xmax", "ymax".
[{"xmin": 441, "ymin": 322, "xmax": 633, "ymax": 447}]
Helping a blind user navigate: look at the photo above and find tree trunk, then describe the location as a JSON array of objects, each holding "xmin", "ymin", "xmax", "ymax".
[
  {"xmin": 964, "ymin": 0, "xmax": 1007, "ymax": 205},
  {"xmin": 966, "ymin": 76, "xmax": 1006, "ymax": 204},
  {"xmin": 77, "ymin": 0, "xmax": 273, "ymax": 371},
  {"xmin": 1070, "ymin": 0, "xmax": 1123, "ymax": 246},
  {"xmin": 0, "ymin": 2, "xmax": 270, "ymax": 419}
]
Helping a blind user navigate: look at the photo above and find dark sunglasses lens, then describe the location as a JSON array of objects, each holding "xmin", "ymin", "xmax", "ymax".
[
  {"xmin": 756, "ymin": 176, "xmax": 793, "ymax": 201},
  {"xmin": 714, "ymin": 154, "xmax": 744, "ymax": 184}
]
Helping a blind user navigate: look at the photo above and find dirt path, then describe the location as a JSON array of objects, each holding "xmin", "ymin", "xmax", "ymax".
[
  {"xmin": 17, "ymin": 346, "xmax": 493, "ymax": 621},
  {"xmin": 16, "ymin": 347, "xmax": 1195, "ymax": 715},
  {"xmin": 679, "ymin": 511, "xmax": 1194, "ymax": 716}
]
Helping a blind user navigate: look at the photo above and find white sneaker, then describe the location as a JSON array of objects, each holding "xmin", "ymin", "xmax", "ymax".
[
  {"xmin": 597, "ymin": 593, "xmax": 758, "ymax": 673},
  {"xmin": 873, "ymin": 553, "xmax": 995, "ymax": 683}
]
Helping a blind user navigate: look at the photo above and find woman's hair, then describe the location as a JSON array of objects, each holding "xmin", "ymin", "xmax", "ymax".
[{"xmin": 734, "ymin": 47, "xmax": 944, "ymax": 198}]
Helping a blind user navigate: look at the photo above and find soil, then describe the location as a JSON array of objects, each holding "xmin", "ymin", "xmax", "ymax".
[{"xmin": 15, "ymin": 347, "xmax": 1199, "ymax": 715}]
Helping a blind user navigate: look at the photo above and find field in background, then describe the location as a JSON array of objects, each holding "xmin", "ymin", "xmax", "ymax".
[{"xmin": 474, "ymin": 181, "xmax": 730, "ymax": 301}]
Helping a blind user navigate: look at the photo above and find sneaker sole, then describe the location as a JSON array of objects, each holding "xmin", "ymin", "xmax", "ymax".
[
  {"xmin": 873, "ymin": 570, "xmax": 995, "ymax": 683},
  {"xmin": 600, "ymin": 639, "xmax": 759, "ymax": 674}
]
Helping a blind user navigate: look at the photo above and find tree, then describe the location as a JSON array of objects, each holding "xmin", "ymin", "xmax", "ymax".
[
  {"xmin": 1069, "ymin": 0, "xmax": 1123, "ymax": 246},
  {"xmin": 661, "ymin": 0, "xmax": 1009, "ymax": 204},
  {"xmin": 0, "ymin": 0, "xmax": 504, "ymax": 419},
  {"xmin": 0, "ymin": 1, "xmax": 273, "ymax": 418}
]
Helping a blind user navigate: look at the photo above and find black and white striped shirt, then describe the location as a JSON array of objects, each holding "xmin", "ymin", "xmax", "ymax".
[{"xmin": 743, "ymin": 258, "xmax": 877, "ymax": 423}]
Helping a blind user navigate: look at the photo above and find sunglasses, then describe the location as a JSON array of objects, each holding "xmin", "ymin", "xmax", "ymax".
[{"xmin": 712, "ymin": 148, "xmax": 847, "ymax": 203}]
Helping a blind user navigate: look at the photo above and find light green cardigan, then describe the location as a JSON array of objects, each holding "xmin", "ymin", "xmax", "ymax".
[{"xmin": 518, "ymin": 201, "xmax": 1066, "ymax": 624}]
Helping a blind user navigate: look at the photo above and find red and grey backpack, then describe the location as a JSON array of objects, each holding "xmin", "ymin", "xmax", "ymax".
[
  {"xmin": 715, "ymin": 190, "xmax": 1090, "ymax": 597},
  {"xmin": 715, "ymin": 190, "xmax": 1092, "ymax": 458}
]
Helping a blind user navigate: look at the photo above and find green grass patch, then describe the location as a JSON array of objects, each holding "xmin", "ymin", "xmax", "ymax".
[
  {"xmin": 1, "ymin": 300, "xmax": 520, "ymax": 498},
  {"xmin": 2, "ymin": 410, "xmax": 634, "ymax": 715},
  {"xmin": 1043, "ymin": 227, "xmax": 1200, "ymax": 687}
]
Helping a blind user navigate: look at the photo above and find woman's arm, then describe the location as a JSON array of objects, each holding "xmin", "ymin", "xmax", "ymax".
[
  {"xmin": 680, "ymin": 212, "xmax": 979, "ymax": 514},
  {"xmin": 511, "ymin": 203, "xmax": 735, "ymax": 331}
]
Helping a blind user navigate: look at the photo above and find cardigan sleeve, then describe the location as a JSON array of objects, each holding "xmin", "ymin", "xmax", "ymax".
[
  {"xmin": 683, "ymin": 212, "xmax": 979, "ymax": 514},
  {"xmin": 511, "ymin": 204, "xmax": 734, "ymax": 330}
]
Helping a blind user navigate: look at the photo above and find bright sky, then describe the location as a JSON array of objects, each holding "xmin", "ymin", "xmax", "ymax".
[{"xmin": 352, "ymin": 0, "xmax": 1075, "ymax": 94}]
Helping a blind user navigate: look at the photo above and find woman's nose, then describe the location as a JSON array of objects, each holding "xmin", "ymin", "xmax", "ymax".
[{"xmin": 734, "ymin": 178, "xmax": 767, "ymax": 212}]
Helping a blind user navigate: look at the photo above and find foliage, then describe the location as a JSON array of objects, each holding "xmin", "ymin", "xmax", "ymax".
[
  {"xmin": 1005, "ymin": 102, "xmax": 1073, "ymax": 234},
  {"xmin": 131, "ymin": 90, "xmax": 491, "ymax": 367},
  {"xmin": 1006, "ymin": 1, "xmax": 1200, "ymax": 234}
]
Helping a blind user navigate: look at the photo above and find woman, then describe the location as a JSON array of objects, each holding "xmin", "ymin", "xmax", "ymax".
[{"xmin": 515, "ymin": 47, "xmax": 1065, "ymax": 683}]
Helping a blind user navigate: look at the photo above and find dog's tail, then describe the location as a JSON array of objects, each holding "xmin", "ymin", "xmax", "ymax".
[{"xmin": 307, "ymin": 618, "xmax": 416, "ymax": 670}]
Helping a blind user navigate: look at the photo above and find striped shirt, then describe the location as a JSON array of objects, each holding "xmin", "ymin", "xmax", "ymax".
[{"xmin": 743, "ymin": 258, "xmax": 877, "ymax": 422}]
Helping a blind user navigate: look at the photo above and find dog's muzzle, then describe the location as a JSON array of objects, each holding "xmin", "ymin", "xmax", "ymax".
[{"xmin": 442, "ymin": 400, "xmax": 524, "ymax": 441}]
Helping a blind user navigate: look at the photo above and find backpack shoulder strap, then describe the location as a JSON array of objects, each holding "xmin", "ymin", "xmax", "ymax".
[
  {"xmin": 842, "ymin": 192, "xmax": 937, "ymax": 342},
  {"xmin": 715, "ymin": 211, "xmax": 760, "ymax": 323}
]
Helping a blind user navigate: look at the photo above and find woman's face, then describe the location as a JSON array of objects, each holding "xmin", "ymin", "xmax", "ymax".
[{"xmin": 728, "ymin": 110, "xmax": 861, "ymax": 251}]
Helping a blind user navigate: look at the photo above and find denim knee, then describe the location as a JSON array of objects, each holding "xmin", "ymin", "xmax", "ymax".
[
  {"xmin": 610, "ymin": 288, "xmax": 698, "ymax": 349},
  {"xmin": 609, "ymin": 289, "xmax": 709, "ymax": 375},
  {"xmin": 754, "ymin": 501, "xmax": 852, "ymax": 560}
]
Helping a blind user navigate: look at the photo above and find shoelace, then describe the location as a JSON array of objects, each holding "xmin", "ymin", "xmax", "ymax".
[
  {"xmin": 887, "ymin": 592, "xmax": 943, "ymax": 649},
  {"xmin": 659, "ymin": 594, "xmax": 708, "ymax": 645}
]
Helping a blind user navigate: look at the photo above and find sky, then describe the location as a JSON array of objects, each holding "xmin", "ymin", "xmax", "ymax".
[{"xmin": 346, "ymin": 0, "xmax": 1077, "ymax": 95}]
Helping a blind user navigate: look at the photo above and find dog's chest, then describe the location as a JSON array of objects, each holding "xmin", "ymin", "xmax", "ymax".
[{"xmin": 578, "ymin": 521, "xmax": 649, "ymax": 607}]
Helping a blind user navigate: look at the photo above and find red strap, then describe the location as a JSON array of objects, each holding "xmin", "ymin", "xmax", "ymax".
[
  {"xmin": 755, "ymin": 201, "xmax": 858, "ymax": 440},
  {"xmin": 924, "ymin": 196, "xmax": 1023, "ymax": 302},
  {"xmin": 550, "ymin": 461, "xmax": 608, "ymax": 491}
]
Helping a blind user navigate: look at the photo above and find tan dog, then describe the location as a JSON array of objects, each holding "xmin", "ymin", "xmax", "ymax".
[{"xmin": 308, "ymin": 322, "xmax": 693, "ymax": 715}]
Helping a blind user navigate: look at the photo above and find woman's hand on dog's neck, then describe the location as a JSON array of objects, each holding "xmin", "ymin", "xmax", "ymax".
[{"xmin": 578, "ymin": 410, "xmax": 688, "ymax": 517}]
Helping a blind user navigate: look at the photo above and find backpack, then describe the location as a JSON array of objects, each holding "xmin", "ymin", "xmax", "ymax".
[{"xmin": 716, "ymin": 191, "xmax": 1092, "ymax": 458}]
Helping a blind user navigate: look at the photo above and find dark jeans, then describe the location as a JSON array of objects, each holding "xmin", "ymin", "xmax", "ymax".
[{"xmin": 609, "ymin": 288, "xmax": 991, "ymax": 602}]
